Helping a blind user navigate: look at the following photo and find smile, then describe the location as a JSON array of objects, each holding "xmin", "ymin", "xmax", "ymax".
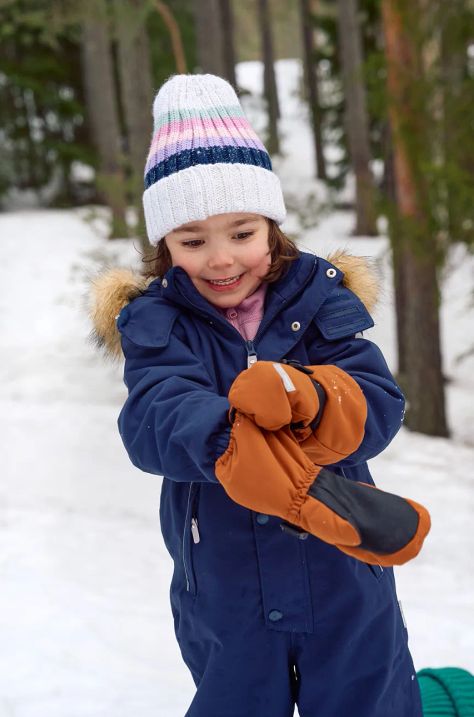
[
  {"xmin": 204, "ymin": 273, "xmax": 245, "ymax": 291},
  {"xmin": 206, "ymin": 274, "xmax": 243, "ymax": 286}
]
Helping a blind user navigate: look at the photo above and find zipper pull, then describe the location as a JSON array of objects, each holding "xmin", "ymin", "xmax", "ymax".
[
  {"xmin": 246, "ymin": 340, "xmax": 258, "ymax": 368},
  {"xmin": 191, "ymin": 517, "xmax": 200, "ymax": 544}
]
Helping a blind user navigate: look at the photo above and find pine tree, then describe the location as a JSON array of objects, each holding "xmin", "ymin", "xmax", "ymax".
[
  {"xmin": 299, "ymin": 0, "xmax": 327, "ymax": 180},
  {"xmin": 382, "ymin": 0, "xmax": 448, "ymax": 436},
  {"xmin": 113, "ymin": 0, "xmax": 154, "ymax": 249},
  {"xmin": 257, "ymin": 0, "xmax": 280, "ymax": 155},
  {"xmin": 337, "ymin": 0, "xmax": 377, "ymax": 235},
  {"xmin": 80, "ymin": 0, "xmax": 128, "ymax": 238}
]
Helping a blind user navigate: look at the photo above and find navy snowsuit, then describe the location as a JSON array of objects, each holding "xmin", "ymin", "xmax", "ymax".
[{"xmin": 116, "ymin": 250, "xmax": 423, "ymax": 717}]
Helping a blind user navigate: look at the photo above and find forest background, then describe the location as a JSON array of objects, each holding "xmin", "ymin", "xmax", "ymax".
[{"xmin": 1, "ymin": 0, "xmax": 473, "ymax": 436}]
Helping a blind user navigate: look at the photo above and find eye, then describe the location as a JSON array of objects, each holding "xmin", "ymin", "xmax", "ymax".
[
  {"xmin": 235, "ymin": 232, "xmax": 253, "ymax": 240},
  {"xmin": 181, "ymin": 239, "xmax": 204, "ymax": 248}
]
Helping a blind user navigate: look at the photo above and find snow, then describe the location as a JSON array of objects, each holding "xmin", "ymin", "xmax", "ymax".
[{"xmin": 1, "ymin": 59, "xmax": 473, "ymax": 716}]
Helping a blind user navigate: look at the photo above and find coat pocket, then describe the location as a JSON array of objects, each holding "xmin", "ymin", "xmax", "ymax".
[
  {"xmin": 182, "ymin": 482, "xmax": 200, "ymax": 596},
  {"xmin": 366, "ymin": 563, "xmax": 385, "ymax": 580}
]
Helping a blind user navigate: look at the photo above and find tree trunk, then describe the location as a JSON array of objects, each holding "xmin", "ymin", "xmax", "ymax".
[
  {"xmin": 382, "ymin": 0, "xmax": 449, "ymax": 437},
  {"xmin": 114, "ymin": 0, "xmax": 154, "ymax": 251},
  {"xmin": 441, "ymin": 1, "xmax": 468, "ymax": 242},
  {"xmin": 257, "ymin": 0, "xmax": 280, "ymax": 155},
  {"xmin": 220, "ymin": 0, "xmax": 237, "ymax": 88},
  {"xmin": 299, "ymin": 0, "xmax": 327, "ymax": 180},
  {"xmin": 382, "ymin": 121, "xmax": 407, "ymax": 379},
  {"xmin": 156, "ymin": 1, "xmax": 188, "ymax": 74},
  {"xmin": 193, "ymin": 0, "xmax": 226, "ymax": 77},
  {"xmin": 80, "ymin": 0, "xmax": 128, "ymax": 238},
  {"xmin": 337, "ymin": 0, "xmax": 377, "ymax": 235}
]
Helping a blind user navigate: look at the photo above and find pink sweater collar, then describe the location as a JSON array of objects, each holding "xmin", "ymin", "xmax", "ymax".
[{"xmin": 212, "ymin": 282, "xmax": 268, "ymax": 341}]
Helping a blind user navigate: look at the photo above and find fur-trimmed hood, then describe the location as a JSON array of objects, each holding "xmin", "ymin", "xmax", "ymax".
[{"xmin": 88, "ymin": 250, "xmax": 380, "ymax": 361}]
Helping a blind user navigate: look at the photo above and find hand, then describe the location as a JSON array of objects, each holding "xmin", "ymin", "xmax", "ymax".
[
  {"xmin": 215, "ymin": 412, "xmax": 431, "ymax": 567},
  {"xmin": 228, "ymin": 360, "xmax": 320, "ymax": 431}
]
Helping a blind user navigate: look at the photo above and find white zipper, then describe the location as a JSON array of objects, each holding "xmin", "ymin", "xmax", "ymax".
[
  {"xmin": 183, "ymin": 483, "xmax": 194, "ymax": 592},
  {"xmin": 191, "ymin": 517, "xmax": 200, "ymax": 544}
]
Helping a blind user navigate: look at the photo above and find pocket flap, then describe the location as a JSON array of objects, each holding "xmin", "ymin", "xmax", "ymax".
[{"xmin": 314, "ymin": 288, "xmax": 374, "ymax": 340}]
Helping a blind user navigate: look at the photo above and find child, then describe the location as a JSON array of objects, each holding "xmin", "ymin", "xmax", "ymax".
[{"xmin": 91, "ymin": 74, "xmax": 425, "ymax": 716}]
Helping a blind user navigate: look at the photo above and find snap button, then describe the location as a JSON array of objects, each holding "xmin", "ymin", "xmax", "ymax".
[
  {"xmin": 291, "ymin": 321, "xmax": 301, "ymax": 332},
  {"xmin": 162, "ymin": 278, "xmax": 168, "ymax": 288},
  {"xmin": 268, "ymin": 610, "xmax": 283, "ymax": 622},
  {"xmin": 227, "ymin": 310, "xmax": 238, "ymax": 319},
  {"xmin": 256, "ymin": 514, "xmax": 269, "ymax": 525},
  {"xmin": 326, "ymin": 268, "xmax": 337, "ymax": 278}
]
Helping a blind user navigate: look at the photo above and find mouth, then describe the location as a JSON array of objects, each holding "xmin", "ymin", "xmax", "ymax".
[{"xmin": 203, "ymin": 273, "xmax": 245, "ymax": 290}]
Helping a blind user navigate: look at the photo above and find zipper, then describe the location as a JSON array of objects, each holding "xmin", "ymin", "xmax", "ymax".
[
  {"xmin": 183, "ymin": 482, "xmax": 200, "ymax": 592},
  {"xmin": 246, "ymin": 340, "xmax": 258, "ymax": 367},
  {"xmin": 182, "ymin": 483, "xmax": 192, "ymax": 592},
  {"xmin": 191, "ymin": 517, "xmax": 200, "ymax": 544}
]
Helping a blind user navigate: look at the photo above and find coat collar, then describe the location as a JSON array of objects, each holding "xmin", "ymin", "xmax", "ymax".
[
  {"xmin": 155, "ymin": 250, "xmax": 318, "ymax": 318},
  {"xmin": 88, "ymin": 250, "xmax": 380, "ymax": 360}
]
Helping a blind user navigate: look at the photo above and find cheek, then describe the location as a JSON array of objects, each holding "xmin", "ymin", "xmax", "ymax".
[
  {"xmin": 246, "ymin": 245, "xmax": 271, "ymax": 277},
  {"xmin": 168, "ymin": 248, "xmax": 201, "ymax": 276}
]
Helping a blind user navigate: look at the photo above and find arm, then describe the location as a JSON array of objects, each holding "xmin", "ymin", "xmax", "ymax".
[{"xmin": 118, "ymin": 333, "xmax": 231, "ymax": 483}]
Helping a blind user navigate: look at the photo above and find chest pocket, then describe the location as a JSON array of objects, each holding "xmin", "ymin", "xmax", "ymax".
[
  {"xmin": 116, "ymin": 296, "xmax": 179, "ymax": 348},
  {"xmin": 313, "ymin": 288, "xmax": 374, "ymax": 340}
]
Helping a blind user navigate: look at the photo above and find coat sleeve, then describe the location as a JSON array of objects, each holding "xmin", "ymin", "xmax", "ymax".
[
  {"xmin": 117, "ymin": 332, "xmax": 232, "ymax": 483},
  {"xmin": 306, "ymin": 333, "xmax": 405, "ymax": 467}
]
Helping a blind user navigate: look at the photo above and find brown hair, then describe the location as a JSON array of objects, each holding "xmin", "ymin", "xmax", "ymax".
[{"xmin": 141, "ymin": 219, "xmax": 300, "ymax": 284}]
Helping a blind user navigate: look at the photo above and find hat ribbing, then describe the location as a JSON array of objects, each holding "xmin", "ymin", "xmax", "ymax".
[{"xmin": 143, "ymin": 74, "xmax": 286, "ymax": 246}]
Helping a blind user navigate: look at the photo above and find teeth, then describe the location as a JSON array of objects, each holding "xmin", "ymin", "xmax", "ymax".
[{"xmin": 208, "ymin": 274, "xmax": 241, "ymax": 285}]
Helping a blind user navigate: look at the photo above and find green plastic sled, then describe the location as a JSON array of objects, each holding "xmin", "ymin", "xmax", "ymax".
[{"xmin": 417, "ymin": 667, "xmax": 474, "ymax": 717}]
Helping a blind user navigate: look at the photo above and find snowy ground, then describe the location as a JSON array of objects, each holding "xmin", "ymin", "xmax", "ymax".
[{"xmin": 1, "ymin": 59, "xmax": 473, "ymax": 716}]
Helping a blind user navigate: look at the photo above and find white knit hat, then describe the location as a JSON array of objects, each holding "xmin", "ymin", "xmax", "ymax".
[{"xmin": 143, "ymin": 74, "xmax": 286, "ymax": 246}]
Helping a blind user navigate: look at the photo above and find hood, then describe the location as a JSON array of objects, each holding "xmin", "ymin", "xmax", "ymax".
[{"xmin": 88, "ymin": 250, "xmax": 380, "ymax": 361}]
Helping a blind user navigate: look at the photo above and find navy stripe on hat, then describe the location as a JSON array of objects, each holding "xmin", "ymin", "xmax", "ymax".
[{"xmin": 144, "ymin": 145, "xmax": 272, "ymax": 189}]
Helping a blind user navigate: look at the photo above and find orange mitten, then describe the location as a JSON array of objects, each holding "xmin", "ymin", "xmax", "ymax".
[
  {"xmin": 229, "ymin": 359, "xmax": 368, "ymax": 464},
  {"xmin": 215, "ymin": 412, "xmax": 431, "ymax": 567},
  {"xmin": 228, "ymin": 360, "xmax": 320, "ymax": 431},
  {"xmin": 215, "ymin": 412, "xmax": 361, "ymax": 547}
]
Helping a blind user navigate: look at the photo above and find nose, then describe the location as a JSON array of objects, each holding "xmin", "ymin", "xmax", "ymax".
[{"xmin": 207, "ymin": 247, "xmax": 234, "ymax": 270}]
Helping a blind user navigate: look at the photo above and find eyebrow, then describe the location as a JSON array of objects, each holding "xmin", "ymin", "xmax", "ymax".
[{"xmin": 174, "ymin": 217, "xmax": 260, "ymax": 234}]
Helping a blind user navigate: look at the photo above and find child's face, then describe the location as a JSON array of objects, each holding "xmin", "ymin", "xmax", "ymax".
[{"xmin": 165, "ymin": 212, "xmax": 271, "ymax": 308}]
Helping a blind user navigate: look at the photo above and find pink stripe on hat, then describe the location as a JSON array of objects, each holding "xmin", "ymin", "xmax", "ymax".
[
  {"xmin": 151, "ymin": 116, "xmax": 262, "ymax": 147},
  {"xmin": 145, "ymin": 133, "xmax": 264, "ymax": 171}
]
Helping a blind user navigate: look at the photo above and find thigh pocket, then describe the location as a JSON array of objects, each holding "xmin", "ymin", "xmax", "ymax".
[{"xmin": 182, "ymin": 482, "xmax": 201, "ymax": 597}]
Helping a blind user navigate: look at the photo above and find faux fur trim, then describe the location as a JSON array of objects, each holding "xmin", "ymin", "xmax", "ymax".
[
  {"xmin": 88, "ymin": 252, "xmax": 379, "ymax": 361},
  {"xmin": 88, "ymin": 268, "xmax": 152, "ymax": 360},
  {"xmin": 326, "ymin": 250, "xmax": 379, "ymax": 315}
]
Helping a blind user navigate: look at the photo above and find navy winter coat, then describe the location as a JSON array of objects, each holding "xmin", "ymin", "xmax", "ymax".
[{"xmin": 116, "ymin": 250, "xmax": 423, "ymax": 716}]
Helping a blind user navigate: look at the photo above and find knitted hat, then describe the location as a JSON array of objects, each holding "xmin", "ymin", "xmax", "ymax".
[{"xmin": 143, "ymin": 74, "xmax": 287, "ymax": 246}]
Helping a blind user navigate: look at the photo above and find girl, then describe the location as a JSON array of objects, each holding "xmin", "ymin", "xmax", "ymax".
[{"xmin": 91, "ymin": 74, "xmax": 424, "ymax": 716}]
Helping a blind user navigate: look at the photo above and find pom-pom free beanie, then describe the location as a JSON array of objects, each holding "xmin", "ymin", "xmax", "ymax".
[{"xmin": 143, "ymin": 74, "xmax": 287, "ymax": 246}]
